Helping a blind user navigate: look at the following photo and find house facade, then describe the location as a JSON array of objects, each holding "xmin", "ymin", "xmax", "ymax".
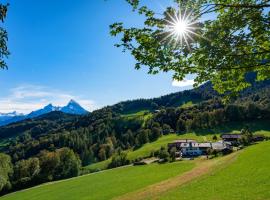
[
  {"xmin": 168, "ymin": 139, "xmax": 197, "ymax": 151},
  {"xmin": 168, "ymin": 140, "xmax": 232, "ymax": 157},
  {"xmin": 180, "ymin": 142, "xmax": 202, "ymax": 157}
]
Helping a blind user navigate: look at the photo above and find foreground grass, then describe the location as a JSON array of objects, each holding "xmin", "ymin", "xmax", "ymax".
[
  {"xmin": 158, "ymin": 141, "xmax": 270, "ymax": 200},
  {"xmin": 1, "ymin": 161, "xmax": 194, "ymax": 200},
  {"xmin": 116, "ymin": 151, "xmax": 239, "ymax": 200}
]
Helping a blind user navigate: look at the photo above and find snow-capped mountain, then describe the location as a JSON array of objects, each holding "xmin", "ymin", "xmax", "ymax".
[
  {"xmin": 27, "ymin": 104, "xmax": 61, "ymax": 119},
  {"xmin": 0, "ymin": 111, "xmax": 23, "ymax": 117},
  {"xmin": 0, "ymin": 100, "xmax": 88, "ymax": 126},
  {"xmin": 61, "ymin": 99, "xmax": 88, "ymax": 115},
  {"xmin": 0, "ymin": 111, "xmax": 24, "ymax": 122},
  {"xmin": 0, "ymin": 112, "xmax": 25, "ymax": 126}
]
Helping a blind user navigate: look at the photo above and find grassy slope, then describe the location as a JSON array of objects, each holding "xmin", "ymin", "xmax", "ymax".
[
  {"xmin": 3, "ymin": 140, "xmax": 269, "ymax": 200},
  {"xmin": 1, "ymin": 123, "xmax": 270, "ymax": 200},
  {"xmin": 1, "ymin": 162, "xmax": 194, "ymax": 200},
  {"xmin": 179, "ymin": 101, "xmax": 194, "ymax": 108},
  {"xmin": 83, "ymin": 133, "xmax": 215, "ymax": 171},
  {"xmin": 159, "ymin": 141, "xmax": 270, "ymax": 200},
  {"xmin": 85, "ymin": 121, "xmax": 270, "ymax": 171},
  {"xmin": 127, "ymin": 133, "xmax": 214, "ymax": 161}
]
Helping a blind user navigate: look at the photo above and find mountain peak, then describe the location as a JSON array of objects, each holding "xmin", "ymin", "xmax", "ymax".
[
  {"xmin": 44, "ymin": 103, "xmax": 53, "ymax": 108},
  {"xmin": 61, "ymin": 99, "xmax": 88, "ymax": 115},
  {"xmin": 68, "ymin": 99, "xmax": 79, "ymax": 105},
  {"xmin": 0, "ymin": 99, "xmax": 88, "ymax": 126}
]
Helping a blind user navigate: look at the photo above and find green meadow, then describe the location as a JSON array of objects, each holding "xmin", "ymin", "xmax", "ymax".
[
  {"xmin": 83, "ymin": 133, "xmax": 216, "ymax": 171},
  {"xmin": 1, "ymin": 121, "xmax": 269, "ymax": 200},
  {"xmin": 84, "ymin": 120, "xmax": 270, "ymax": 171},
  {"xmin": 2, "ymin": 140, "xmax": 269, "ymax": 200},
  {"xmin": 158, "ymin": 141, "xmax": 270, "ymax": 200},
  {"xmin": 0, "ymin": 161, "xmax": 194, "ymax": 200}
]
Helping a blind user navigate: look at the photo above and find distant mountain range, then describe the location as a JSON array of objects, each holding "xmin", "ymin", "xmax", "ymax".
[
  {"xmin": 0, "ymin": 99, "xmax": 88, "ymax": 126},
  {"xmin": 0, "ymin": 111, "xmax": 24, "ymax": 125}
]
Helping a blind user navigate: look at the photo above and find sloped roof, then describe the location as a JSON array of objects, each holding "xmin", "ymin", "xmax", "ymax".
[
  {"xmin": 173, "ymin": 139, "xmax": 197, "ymax": 143},
  {"xmin": 221, "ymin": 134, "xmax": 242, "ymax": 139}
]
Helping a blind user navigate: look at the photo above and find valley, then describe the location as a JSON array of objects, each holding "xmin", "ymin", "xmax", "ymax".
[
  {"xmin": 1, "ymin": 140, "xmax": 269, "ymax": 200},
  {"xmin": 0, "ymin": 77, "xmax": 270, "ymax": 199},
  {"xmin": 1, "ymin": 1, "xmax": 270, "ymax": 199}
]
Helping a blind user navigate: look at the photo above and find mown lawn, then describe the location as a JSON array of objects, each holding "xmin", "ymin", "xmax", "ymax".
[
  {"xmin": 158, "ymin": 141, "xmax": 270, "ymax": 200},
  {"xmin": 0, "ymin": 161, "xmax": 194, "ymax": 200}
]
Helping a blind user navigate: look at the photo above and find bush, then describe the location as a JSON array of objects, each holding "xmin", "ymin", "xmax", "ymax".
[
  {"xmin": 169, "ymin": 147, "xmax": 177, "ymax": 161},
  {"xmin": 108, "ymin": 151, "xmax": 130, "ymax": 169},
  {"xmin": 158, "ymin": 147, "xmax": 170, "ymax": 162},
  {"xmin": 207, "ymin": 148, "xmax": 218, "ymax": 158}
]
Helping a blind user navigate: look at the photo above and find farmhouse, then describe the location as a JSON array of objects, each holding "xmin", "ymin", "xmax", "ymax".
[
  {"xmin": 180, "ymin": 142, "xmax": 200, "ymax": 156},
  {"xmin": 198, "ymin": 143, "xmax": 212, "ymax": 154},
  {"xmin": 180, "ymin": 142, "xmax": 212, "ymax": 156},
  {"xmin": 168, "ymin": 140, "xmax": 231, "ymax": 157},
  {"xmin": 168, "ymin": 139, "xmax": 197, "ymax": 150}
]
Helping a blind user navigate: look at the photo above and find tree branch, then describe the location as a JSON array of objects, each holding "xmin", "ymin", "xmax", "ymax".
[{"xmin": 202, "ymin": 3, "xmax": 270, "ymax": 9}]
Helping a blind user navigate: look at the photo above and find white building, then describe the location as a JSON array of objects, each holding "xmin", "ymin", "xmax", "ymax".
[{"xmin": 171, "ymin": 141, "xmax": 231, "ymax": 157}]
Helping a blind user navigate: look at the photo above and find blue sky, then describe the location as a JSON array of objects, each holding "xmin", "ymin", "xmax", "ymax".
[{"xmin": 0, "ymin": 0, "xmax": 194, "ymax": 113}]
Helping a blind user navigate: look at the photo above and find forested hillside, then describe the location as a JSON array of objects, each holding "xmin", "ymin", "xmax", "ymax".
[{"xmin": 0, "ymin": 78, "xmax": 270, "ymax": 195}]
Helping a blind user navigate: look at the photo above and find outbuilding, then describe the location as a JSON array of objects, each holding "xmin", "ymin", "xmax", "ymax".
[{"xmin": 221, "ymin": 134, "xmax": 242, "ymax": 142}]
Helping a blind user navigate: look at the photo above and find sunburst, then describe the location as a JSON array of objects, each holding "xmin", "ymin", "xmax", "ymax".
[{"xmin": 161, "ymin": 6, "xmax": 199, "ymax": 48}]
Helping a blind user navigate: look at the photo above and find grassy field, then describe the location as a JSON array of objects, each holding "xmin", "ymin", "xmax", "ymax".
[
  {"xmin": 1, "ymin": 130, "xmax": 269, "ymax": 200},
  {"xmin": 157, "ymin": 141, "xmax": 270, "ymax": 200},
  {"xmin": 0, "ymin": 161, "xmax": 194, "ymax": 200},
  {"xmin": 84, "ymin": 120, "xmax": 270, "ymax": 171},
  {"xmin": 4, "ymin": 141, "xmax": 269, "ymax": 200},
  {"xmin": 83, "ymin": 133, "xmax": 216, "ymax": 171},
  {"xmin": 126, "ymin": 133, "xmax": 215, "ymax": 161}
]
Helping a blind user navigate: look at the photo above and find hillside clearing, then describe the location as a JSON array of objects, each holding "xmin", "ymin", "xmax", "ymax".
[
  {"xmin": 83, "ymin": 133, "xmax": 216, "ymax": 171},
  {"xmin": 84, "ymin": 122, "xmax": 270, "ymax": 171}
]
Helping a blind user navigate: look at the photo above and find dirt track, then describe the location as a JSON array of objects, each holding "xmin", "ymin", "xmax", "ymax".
[{"xmin": 114, "ymin": 152, "xmax": 239, "ymax": 200}]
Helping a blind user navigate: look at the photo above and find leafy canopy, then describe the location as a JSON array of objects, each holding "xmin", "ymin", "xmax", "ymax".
[
  {"xmin": 0, "ymin": 3, "xmax": 9, "ymax": 69},
  {"xmin": 110, "ymin": 0, "xmax": 270, "ymax": 97}
]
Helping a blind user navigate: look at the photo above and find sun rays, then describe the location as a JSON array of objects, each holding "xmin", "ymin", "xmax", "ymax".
[{"xmin": 160, "ymin": 5, "xmax": 200, "ymax": 49}]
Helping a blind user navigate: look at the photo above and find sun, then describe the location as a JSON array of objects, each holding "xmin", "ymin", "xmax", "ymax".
[
  {"xmin": 161, "ymin": 7, "xmax": 199, "ymax": 47},
  {"xmin": 174, "ymin": 20, "xmax": 188, "ymax": 35}
]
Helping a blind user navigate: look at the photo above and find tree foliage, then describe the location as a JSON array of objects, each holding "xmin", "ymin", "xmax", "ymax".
[
  {"xmin": 108, "ymin": 151, "xmax": 130, "ymax": 168},
  {"xmin": 158, "ymin": 146, "xmax": 170, "ymax": 162},
  {"xmin": 0, "ymin": 153, "xmax": 12, "ymax": 193},
  {"xmin": 110, "ymin": 0, "xmax": 270, "ymax": 97},
  {"xmin": 0, "ymin": 148, "xmax": 81, "ymax": 195},
  {"xmin": 0, "ymin": 3, "xmax": 9, "ymax": 69},
  {"xmin": 13, "ymin": 157, "xmax": 40, "ymax": 188}
]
